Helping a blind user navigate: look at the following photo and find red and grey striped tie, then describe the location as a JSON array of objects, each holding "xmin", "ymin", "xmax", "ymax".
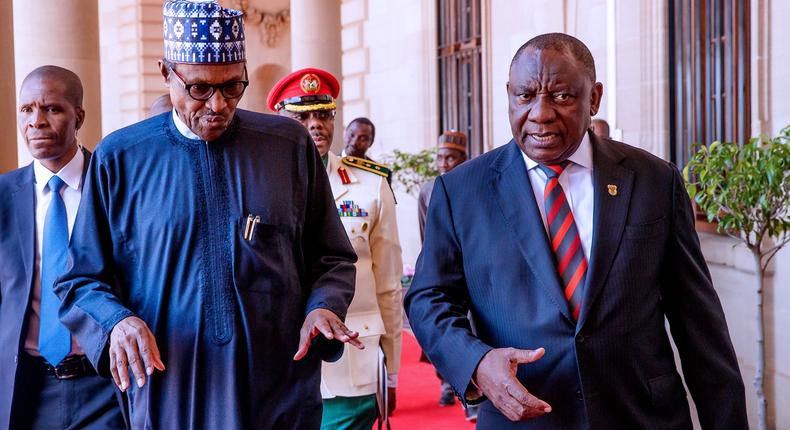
[{"xmin": 538, "ymin": 162, "xmax": 587, "ymax": 321}]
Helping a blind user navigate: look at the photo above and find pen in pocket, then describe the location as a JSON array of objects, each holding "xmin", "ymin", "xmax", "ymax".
[{"xmin": 243, "ymin": 214, "xmax": 261, "ymax": 241}]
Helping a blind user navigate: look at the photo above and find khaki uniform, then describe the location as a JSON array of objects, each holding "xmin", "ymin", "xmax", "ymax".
[{"xmin": 320, "ymin": 152, "xmax": 403, "ymax": 398}]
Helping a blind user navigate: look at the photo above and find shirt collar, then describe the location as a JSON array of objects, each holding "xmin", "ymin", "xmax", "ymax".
[
  {"xmin": 172, "ymin": 109, "xmax": 202, "ymax": 140},
  {"xmin": 34, "ymin": 147, "xmax": 85, "ymax": 193},
  {"xmin": 522, "ymin": 131, "xmax": 594, "ymax": 171}
]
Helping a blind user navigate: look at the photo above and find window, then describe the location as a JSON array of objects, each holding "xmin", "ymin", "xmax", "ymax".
[
  {"xmin": 437, "ymin": 0, "xmax": 483, "ymax": 157},
  {"xmin": 669, "ymin": 0, "xmax": 750, "ymax": 168}
]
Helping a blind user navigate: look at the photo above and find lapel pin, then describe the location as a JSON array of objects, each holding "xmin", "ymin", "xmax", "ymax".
[{"xmin": 607, "ymin": 184, "xmax": 618, "ymax": 196}]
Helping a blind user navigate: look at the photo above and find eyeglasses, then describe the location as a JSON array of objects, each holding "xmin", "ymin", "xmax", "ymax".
[
  {"xmin": 286, "ymin": 110, "xmax": 336, "ymax": 122},
  {"xmin": 168, "ymin": 67, "xmax": 249, "ymax": 101}
]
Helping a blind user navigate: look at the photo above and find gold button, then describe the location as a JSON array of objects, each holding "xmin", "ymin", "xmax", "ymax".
[
  {"xmin": 364, "ymin": 325, "xmax": 369, "ymax": 330},
  {"xmin": 362, "ymin": 222, "xmax": 368, "ymax": 232}
]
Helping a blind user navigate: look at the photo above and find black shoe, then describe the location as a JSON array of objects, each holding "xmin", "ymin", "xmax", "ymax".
[
  {"xmin": 464, "ymin": 405, "xmax": 478, "ymax": 422},
  {"xmin": 439, "ymin": 386, "xmax": 456, "ymax": 406}
]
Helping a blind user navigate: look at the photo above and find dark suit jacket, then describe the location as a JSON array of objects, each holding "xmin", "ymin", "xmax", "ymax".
[
  {"xmin": 404, "ymin": 135, "xmax": 747, "ymax": 429},
  {"xmin": 0, "ymin": 148, "xmax": 91, "ymax": 430}
]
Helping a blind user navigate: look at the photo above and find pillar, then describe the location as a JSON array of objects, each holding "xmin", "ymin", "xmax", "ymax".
[
  {"xmin": 290, "ymin": 0, "xmax": 344, "ymax": 152},
  {"xmin": 0, "ymin": 0, "xmax": 17, "ymax": 173},
  {"xmin": 13, "ymin": 0, "xmax": 103, "ymax": 167}
]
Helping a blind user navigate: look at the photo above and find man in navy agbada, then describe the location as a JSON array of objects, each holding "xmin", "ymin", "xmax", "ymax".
[
  {"xmin": 0, "ymin": 66, "xmax": 126, "ymax": 429},
  {"xmin": 405, "ymin": 33, "xmax": 747, "ymax": 429},
  {"xmin": 55, "ymin": 1, "xmax": 361, "ymax": 428}
]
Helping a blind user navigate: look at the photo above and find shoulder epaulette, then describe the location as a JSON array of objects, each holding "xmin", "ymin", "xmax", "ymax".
[{"xmin": 341, "ymin": 156, "xmax": 391, "ymax": 178}]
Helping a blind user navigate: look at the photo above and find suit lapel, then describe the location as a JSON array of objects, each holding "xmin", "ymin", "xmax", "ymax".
[
  {"xmin": 11, "ymin": 165, "xmax": 36, "ymax": 298},
  {"xmin": 577, "ymin": 134, "xmax": 634, "ymax": 330},
  {"xmin": 491, "ymin": 141, "xmax": 574, "ymax": 324},
  {"xmin": 81, "ymin": 147, "xmax": 91, "ymax": 184}
]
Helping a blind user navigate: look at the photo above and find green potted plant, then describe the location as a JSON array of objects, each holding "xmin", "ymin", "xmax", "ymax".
[
  {"xmin": 380, "ymin": 148, "xmax": 439, "ymax": 198},
  {"xmin": 683, "ymin": 126, "xmax": 790, "ymax": 430}
]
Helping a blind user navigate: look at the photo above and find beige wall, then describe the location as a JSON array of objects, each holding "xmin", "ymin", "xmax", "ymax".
[
  {"xmin": 701, "ymin": 234, "xmax": 790, "ymax": 429},
  {"xmin": 340, "ymin": 0, "xmax": 439, "ymax": 267},
  {"xmin": 0, "ymin": 0, "xmax": 17, "ymax": 174},
  {"xmin": 99, "ymin": 0, "xmax": 166, "ymax": 136},
  {"xmin": 231, "ymin": 0, "xmax": 291, "ymax": 114},
  {"xmin": 612, "ymin": 0, "xmax": 669, "ymax": 158}
]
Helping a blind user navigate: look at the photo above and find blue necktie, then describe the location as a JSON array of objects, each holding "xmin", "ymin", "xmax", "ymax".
[{"xmin": 38, "ymin": 175, "xmax": 71, "ymax": 365}]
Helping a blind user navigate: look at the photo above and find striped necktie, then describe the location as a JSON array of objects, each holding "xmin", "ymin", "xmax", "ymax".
[
  {"xmin": 537, "ymin": 162, "xmax": 587, "ymax": 321},
  {"xmin": 38, "ymin": 175, "xmax": 72, "ymax": 365}
]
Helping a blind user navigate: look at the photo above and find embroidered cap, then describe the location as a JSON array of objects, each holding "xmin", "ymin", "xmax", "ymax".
[
  {"xmin": 438, "ymin": 130, "xmax": 468, "ymax": 154},
  {"xmin": 163, "ymin": 0, "xmax": 246, "ymax": 64},
  {"xmin": 266, "ymin": 68, "xmax": 340, "ymax": 112}
]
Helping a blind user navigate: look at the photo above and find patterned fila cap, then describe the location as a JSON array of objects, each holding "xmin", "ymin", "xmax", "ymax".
[
  {"xmin": 438, "ymin": 130, "xmax": 468, "ymax": 154},
  {"xmin": 163, "ymin": 0, "xmax": 246, "ymax": 64}
]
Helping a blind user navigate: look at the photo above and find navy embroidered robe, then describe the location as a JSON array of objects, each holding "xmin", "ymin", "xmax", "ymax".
[{"xmin": 56, "ymin": 110, "xmax": 357, "ymax": 429}]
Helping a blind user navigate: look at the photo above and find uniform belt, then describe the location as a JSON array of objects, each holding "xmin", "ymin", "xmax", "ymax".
[{"xmin": 25, "ymin": 353, "xmax": 96, "ymax": 380}]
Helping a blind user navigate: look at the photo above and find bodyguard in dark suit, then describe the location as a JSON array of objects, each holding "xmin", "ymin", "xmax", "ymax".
[
  {"xmin": 404, "ymin": 33, "xmax": 748, "ymax": 429},
  {"xmin": 0, "ymin": 66, "xmax": 125, "ymax": 429}
]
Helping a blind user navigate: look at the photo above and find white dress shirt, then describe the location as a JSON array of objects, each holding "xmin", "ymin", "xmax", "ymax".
[
  {"xmin": 173, "ymin": 109, "xmax": 202, "ymax": 140},
  {"xmin": 24, "ymin": 148, "xmax": 86, "ymax": 357},
  {"xmin": 521, "ymin": 133, "xmax": 594, "ymax": 260}
]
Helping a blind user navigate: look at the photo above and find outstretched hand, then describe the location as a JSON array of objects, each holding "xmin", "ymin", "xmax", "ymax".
[
  {"xmin": 474, "ymin": 347, "xmax": 552, "ymax": 421},
  {"xmin": 293, "ymin": 308, "xmax": 364, "ymax": 360}
]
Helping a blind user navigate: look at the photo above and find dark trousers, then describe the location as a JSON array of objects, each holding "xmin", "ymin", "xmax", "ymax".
[{"xmin": 11, "ymin": 354, "xmax": 126, "ymax": 430}]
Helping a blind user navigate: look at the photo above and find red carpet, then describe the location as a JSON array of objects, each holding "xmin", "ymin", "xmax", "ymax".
[{"xmin": 383, "ymin": 332, "xmax": 476, "ymax": 429}]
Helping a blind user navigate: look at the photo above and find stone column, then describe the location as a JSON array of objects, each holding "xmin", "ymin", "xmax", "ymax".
[
  {"xmin": 0, "ymin": 0, "xmax": 17, "ymax": 174},
  {"xmin": 290, "ymin": 0, "xmax": 344, "ymax": 152},
  {"xmin": 13, "ymin": 0, "xmax": 102, "ymax": 167}
]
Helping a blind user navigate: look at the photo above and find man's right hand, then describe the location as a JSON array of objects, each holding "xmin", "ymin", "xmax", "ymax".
[
  {"xmin": 473, "ymin": 347, "xmax": 552, "ymax": 421},
  {"xmin": 109, "ymin": 316, "xmax": 165, "ymax": 392}
]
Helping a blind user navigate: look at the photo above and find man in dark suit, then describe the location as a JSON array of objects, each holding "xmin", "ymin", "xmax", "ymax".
[
  {"xmin": 404, "ymin": 33, "xmax": 748, "ymax": 429},
  {"xmin": 0, "ymin": 65, "xmax": 125, "ymax": 429}
]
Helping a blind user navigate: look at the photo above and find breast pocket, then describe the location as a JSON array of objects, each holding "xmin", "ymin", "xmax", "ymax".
[
  {"xmin": 342, "ymin": 218, "xmax": 371, "ymax": 258},
  {"xmin": 624, "ymin": 216, "xmax": 668, "ymax": 240},
  {"xmin": 232, "ymin": 217, "xmax": 297, "ymax": 296}
]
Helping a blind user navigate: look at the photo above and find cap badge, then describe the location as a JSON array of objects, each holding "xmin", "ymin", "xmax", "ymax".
[{"xmin": 300, "ymin": 73, "xmax": 321, "ymax": 94}]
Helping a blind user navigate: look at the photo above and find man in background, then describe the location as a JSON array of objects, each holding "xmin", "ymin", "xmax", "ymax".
[
  {"xmin": 590, "ymin": 118, "xmax": 610, "ymax": 139},
  {"xmin": 0, "ymin": 65, "xmax": 125, "ymax": 429},
  {"xmin": 343, "ymin": 117, "xmax": 376, "ymax": 159},
  {"xmin": 147, "ymin": 93, "xmax": 173, "ymax": 117},
  {"xmin": 418, "ymin": 130, "xmax": 468, "ymax": 242},
  {"xmin": 343, "ymin": 117, "xmax": 394, "ymax": 187},
  {"xmin": 268, "ymin": 68, "xmax": 403, "ymax": 430}
]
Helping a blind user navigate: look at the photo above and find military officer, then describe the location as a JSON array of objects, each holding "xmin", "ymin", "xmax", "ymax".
[{"xmin": 267, "ymin": 68, "xmax": 403, "ymax": 430}]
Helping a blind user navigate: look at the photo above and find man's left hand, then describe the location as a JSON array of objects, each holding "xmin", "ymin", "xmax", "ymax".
[
  {"xmin": 293, "ymin": 308, "xmax": 363, "ymax": 360},
  {"xmin": 388, "ymin": 387, "xmax": 397, "ymax": 416}
]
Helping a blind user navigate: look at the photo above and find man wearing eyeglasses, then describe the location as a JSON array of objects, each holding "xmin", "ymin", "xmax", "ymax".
[
  {"xmin": 54, "ymin": 2, "xmax": 360, "ymax": 429},
  {"xmin": 268, "ymin": 69, "xmax": 403, "ymax": 430}
]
